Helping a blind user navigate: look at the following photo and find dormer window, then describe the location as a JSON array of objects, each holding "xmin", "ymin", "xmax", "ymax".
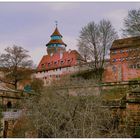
[
  {"xmin": 61, "ymin": 60, "xmax": 64, "ymax": 65},
  {"xmin": 54, "ymin": 61, "xmax": 57, "ymax": 65}
]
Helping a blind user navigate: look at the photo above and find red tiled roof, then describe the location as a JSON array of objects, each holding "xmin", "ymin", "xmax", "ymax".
[
  {"xmin": 51, "ymin": 27, "xmax": 62, "ymax": 37},
  {"xmin": 37, "ymin": 50, "xmax": 82, "ymax": 71},
  {"xmin": 111, "ymin": 36, "xmax": 140, "ymax": 50},
  {"xmin": 46, "ymin": 39, "xmax": 67, "ymax": 46}
]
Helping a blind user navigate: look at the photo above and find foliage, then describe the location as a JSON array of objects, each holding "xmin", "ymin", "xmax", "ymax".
[
  {"xmin": 30, "ymin": 78, "xmax": 44, "ymax": 93},
  {"xmin": 24, "ymin": 80, "xmax": 130, "ymax": 138},
  {"xmin": 122, "ymin": 9, "xmax": 140, "ymax": 37},
  {"xmin": 0, "ymin": 45, "xmax": 33, "ymax": 89}
]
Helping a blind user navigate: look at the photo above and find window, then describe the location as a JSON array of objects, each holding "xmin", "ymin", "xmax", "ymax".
[
  {"xmin": 54, "ymin": 61, "xmax": 57, "ymax": 65},
  {"xmin": 112, "ymin": 50, "xmax": 117, "ymax": 54},
  {"xmin": 129, "ymin": 64, "xmax": 140, "ymax": 69},
  {"xmin": 134, "ymin": 65, "xmax": 137, "ymax": 68},
  {"xmin": 112, "ymin": 58, "xmax": 116, "ymax": 62},
  {"xmin": 7, "ymin": 101, "xmax": 12, "ymax": 109},
  {"xmin": 48, "ymin": 63, "xmax": 51, "ymax": 67},
  {"xmin": 125, "ymin": 57, "xmax": 128, "ymax": 61},
  {"xmin": 61, "ymin": 60, "xmax": 64, "ymax": 65},
  {"xmin": 56, "ymin": 75, "xmax": 60, "ymax": 79},
  {"xmin": 41, "ymin": 64, "xmax": 45, "ymax": 69},
  {"xmin": 120, "ymin": 58, "xmax": 124, "ymax": 62},
  {"xmin": 125, "ymin": 49, "xmax": 129, "ymax": 53},
  {"xmin": 67, "ymin": 59, "xmax": 71, "ymax": 64},
  {"xmin": 137, "ymin": 64, "xmax": 140, "ymax": 68}
]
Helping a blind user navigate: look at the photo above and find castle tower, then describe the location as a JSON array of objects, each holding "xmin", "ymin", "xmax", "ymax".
[{"xmin": 46, "ymin": 22, "xmax": 67, "ymax": 55}]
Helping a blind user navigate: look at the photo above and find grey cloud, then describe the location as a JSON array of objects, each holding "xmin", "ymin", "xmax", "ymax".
[{"xmin": 0, "ymin": 2, "xmax": 140, "ymax": 65}]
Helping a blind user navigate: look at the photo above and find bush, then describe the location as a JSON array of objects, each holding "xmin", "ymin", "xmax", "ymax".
[{"xmin": 24, "ymin": 80, "xmax": 130, "ymax": 138}]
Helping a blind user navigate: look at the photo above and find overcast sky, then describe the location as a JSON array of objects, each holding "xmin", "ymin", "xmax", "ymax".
[{"xmin": 0, "ymin": 2, "xmax": 140, "ymax": 65}]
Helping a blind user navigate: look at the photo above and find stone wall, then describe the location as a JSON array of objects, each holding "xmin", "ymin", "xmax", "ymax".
[{"xmin": 126, "ymin": 88, "xmax": 140, "ymax": 137}]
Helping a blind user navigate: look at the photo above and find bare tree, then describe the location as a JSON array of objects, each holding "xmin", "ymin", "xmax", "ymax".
[
  {"xmin": 30, "ymin": 78, "xmax": 44, "ymax": 93},
  {"xmin": 122, "ymin": 9, "xmax": 140, "ymax": 37},
  {"xmin": 78, "ymin": 19, "xmax": 118, "ymax": 81},
  {"xmin": 0, "ymin": 45, "xmax": 33, "ymax": 89},
  {"xmin": 20, "ymin": 78, "xmax": 130, "ymax": 138}
]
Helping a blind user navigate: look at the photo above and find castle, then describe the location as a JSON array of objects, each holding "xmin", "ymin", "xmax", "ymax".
[
  {"xmin": 35, "ymin": 25, "xmax": 83, "ymax": 85},
  {"xmin": 36, "ymin": 25, "xmax": 140, "ymax": 84}
]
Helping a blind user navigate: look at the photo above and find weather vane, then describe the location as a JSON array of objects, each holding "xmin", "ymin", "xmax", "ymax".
[{"xmin": 55, "ymin": 20, "xmax": 58, "ymax": 27}]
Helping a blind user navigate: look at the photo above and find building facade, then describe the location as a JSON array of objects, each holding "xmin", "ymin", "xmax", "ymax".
[{"xmin": 103, "ymin": 36, "xmax": 140, "ymax": 82}]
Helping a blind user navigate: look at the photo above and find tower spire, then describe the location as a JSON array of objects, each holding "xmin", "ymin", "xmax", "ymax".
[{"xmin": 55, "ymin": 20, "xmax": 58, "ymax": 27}]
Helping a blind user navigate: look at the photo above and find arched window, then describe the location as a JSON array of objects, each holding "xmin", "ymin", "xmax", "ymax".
[{"xmin": 7, "ymin": 101, "xmax": 12, "ymax": 109}]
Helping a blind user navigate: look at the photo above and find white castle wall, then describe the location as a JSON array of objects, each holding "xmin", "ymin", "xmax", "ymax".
[{"xmin": 35, "ymin": 65, "xmax": 80, "ymax": 85}]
